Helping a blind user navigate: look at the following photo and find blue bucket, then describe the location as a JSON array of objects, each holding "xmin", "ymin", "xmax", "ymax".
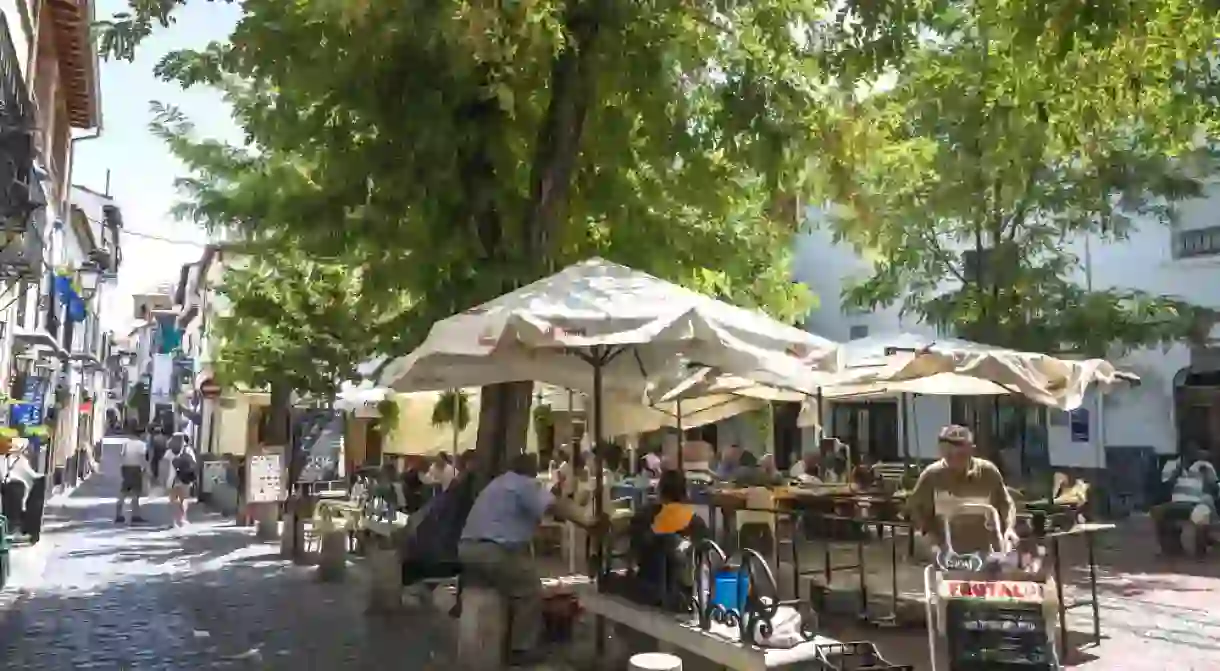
[{"xmin": 711, "ymin": 570, "xmax": 749, "ymax": 612}]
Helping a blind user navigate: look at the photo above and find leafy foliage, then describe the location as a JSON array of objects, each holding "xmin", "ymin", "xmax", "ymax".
[
  {"xmin": 142, "ymin": 1, "xmax": 825, "ymax": 337},
  {"xmin": 431, "ymin": 390, "xmax": 472, "ymax": 432},
  {"xmin": 813, "ymin": 0, "xmax": 1220, "ymax": 354},
  {"xmin": 210, "ymin": 248, "xmax": 409, "ymax": 399}
]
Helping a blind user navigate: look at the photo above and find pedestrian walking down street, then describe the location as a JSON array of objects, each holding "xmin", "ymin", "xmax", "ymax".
[
  {"xmin": 168, "ymin": 432, "xmax": 198, "ymax": 527},
  {"xmin": 148, "ymin": 427, "xmax": 169, "ymax": 485},
  {"xmin": 115, "ymin": 435, "xmax": 148, "ymax": 524}
]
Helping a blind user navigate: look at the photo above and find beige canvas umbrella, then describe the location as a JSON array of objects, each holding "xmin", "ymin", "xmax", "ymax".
[{"xmin": 796, "ymin": 334, "xmax": 1139, "ymax": 427}]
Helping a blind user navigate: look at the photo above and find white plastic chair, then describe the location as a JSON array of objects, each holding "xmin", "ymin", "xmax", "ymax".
[{"xmin": 736, "ymin": 487, "xmax": 778, "ymax": 560}]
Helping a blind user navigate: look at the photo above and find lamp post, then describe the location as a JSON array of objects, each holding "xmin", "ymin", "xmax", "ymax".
[{"xmin": 76, "ymin": 263, "xmax": 100, "ymax": 300}]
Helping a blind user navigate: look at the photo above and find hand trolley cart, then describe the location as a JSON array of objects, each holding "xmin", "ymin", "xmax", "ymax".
[{"xmin": 923, "ymin": 502, "xmax": 1059, "ymax": 671}]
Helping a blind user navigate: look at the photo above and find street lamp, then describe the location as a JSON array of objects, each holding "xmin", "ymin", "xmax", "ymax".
[{"xmin": 76, "ymin": 263, "xmax": 101, "ymax": 299}]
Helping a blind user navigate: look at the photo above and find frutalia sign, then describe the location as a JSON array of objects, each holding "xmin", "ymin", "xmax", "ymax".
[{"xmin": 940, "ymin": 580, "xmax": 1044, "ymax": 602}]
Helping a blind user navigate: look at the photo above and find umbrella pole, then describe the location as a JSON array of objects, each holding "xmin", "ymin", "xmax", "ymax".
[
  {"xmin": 592, "ymin": 351, "xmax": 606, "ymax": 584},
  {"xmin": 451, "ymin": 389, "xmax": 460, "ymax": 454},
  {"xmin": 816, "ymin": 387, "xmax": 824, "ymax": 442},
  {"xmin": 900, "ymin": 393, "xmax": 912, "ymax": 466},
  {"xmin": 568, "ymin": 389, "xmax": 576, "ymax": 459},
  {"xmin": 676, "ymin": 399, "xmax": 685, "ymax": 472}
]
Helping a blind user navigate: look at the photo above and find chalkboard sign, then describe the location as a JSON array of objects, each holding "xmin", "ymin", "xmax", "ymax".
[
  {"xmin": 945, "ymin": 598, "xmax": 1054, "ymax": 670},
  {"xmin": 294, "ymin": 411, "xmax": 343, "ymax": 483}
]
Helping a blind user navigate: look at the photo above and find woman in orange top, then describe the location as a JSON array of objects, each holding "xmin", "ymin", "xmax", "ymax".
[{"xmin": 629, "ymin": 470, "xmax": 709, "ymax": 607}]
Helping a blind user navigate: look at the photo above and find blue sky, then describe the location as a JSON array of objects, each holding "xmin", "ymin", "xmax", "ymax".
[{"xmin": 76, "ymin": 0, "xmax": 243, "ymax": 331}]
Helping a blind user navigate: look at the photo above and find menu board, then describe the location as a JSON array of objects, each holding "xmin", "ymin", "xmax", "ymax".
[
  {"xmin": 247, "ymin": 453, "xmax": 284, "ymax": 503},
  {"xmin": 945, "ymin": 599, "xmax": 1054, "ymax": 670},
  {"xmin": 294, "ymin": 411, "xmax": 344, "ymax": 483}
]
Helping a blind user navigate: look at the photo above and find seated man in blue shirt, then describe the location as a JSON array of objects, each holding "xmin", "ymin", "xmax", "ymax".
[{"xmin": 458, "ymin": 452, "xmax": 605, "ymax": 666}]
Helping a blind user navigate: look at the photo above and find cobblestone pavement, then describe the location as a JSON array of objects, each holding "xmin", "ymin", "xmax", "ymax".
[
  {"xmin": 7, "ymin": 443, "xmax": 1220, "ymax": 671},
  {"xmin": 0, "ymin": 441, "xmax": 456, "ymax": 670}
]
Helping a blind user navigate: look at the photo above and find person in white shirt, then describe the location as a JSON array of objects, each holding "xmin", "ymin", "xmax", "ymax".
[
  {"xmin": 426, "ymin": 452, "xmax": 458, "ymax": 490},
  {"xmin": 789, "ymin": 451, "xmax": 823, "ymax": 481},
  {"xmin": 116, "ymin": 436, "xmax": 148, "ymax": 524}
]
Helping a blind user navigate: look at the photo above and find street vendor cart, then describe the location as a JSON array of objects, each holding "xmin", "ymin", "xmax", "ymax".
[{"xmin": 924, "ymin": 503, "xmax": 1059, "ymax": 671}]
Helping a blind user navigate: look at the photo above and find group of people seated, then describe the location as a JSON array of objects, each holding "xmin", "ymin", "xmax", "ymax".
[
  {"xmin": 392, "ymin": 426, "xmax": 1217, "ymax": 663},
  {"xmin": 356, "ymin": 450, "xmax": 468, "ymax": 518}
]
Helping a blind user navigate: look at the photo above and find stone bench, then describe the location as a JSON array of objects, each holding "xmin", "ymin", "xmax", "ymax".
[
  {"xmin": 578, "ymin": 587, "xmax": 849, "ymax": 671},
  {"xmin": 456, "ymin": 576, "xmax": 594, "ymax": 669},
  {"xmin": 576, "ymin": 541, "xmax": 912, "ymax": 671}
]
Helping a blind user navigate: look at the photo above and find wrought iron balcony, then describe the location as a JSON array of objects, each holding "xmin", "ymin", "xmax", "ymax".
[{"xmin": 0, "ymin": 13, "xmax": 35, "ymax": 227}]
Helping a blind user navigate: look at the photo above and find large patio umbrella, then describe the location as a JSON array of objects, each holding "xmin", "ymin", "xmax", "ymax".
[
  {"xmin": 797, "ymin": 333, "xmax": 1136, "ymax": 414},
  {"xmin": 378, "ymin": 258, "xmax": 839, "ymax": 576},
  {"xmin": 379, "ymin": 258, "xmax": 837, "ymax": 397},
  {"xmin": 794, "ymin": 334, "xmax": 1138, "ymax": 467}
]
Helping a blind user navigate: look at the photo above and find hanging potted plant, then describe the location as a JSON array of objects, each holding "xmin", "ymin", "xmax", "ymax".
[
  {"xmin": 532, "ymin": 404, "xmax": 555, "ymax": 442},
  {"xmin": 370, "ymin": 398, "xmax": 400, "ymax": 435},
  {"xmin": 430, "ymin": 390, "xmax": 470, "ymax": 453}
]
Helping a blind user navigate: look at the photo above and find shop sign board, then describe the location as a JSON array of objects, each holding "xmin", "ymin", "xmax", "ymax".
[{"xmin": 247, "ymin": 453, "xmax": 284, "ymax": 503}]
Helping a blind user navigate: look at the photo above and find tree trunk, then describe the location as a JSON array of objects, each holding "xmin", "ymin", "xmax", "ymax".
[
  {"xmin": 464, "ymin": 3, "xmax": 606, "ymax": 489},
  {"xmin": 266, "ymin": 380, "xmax": 292, "ymax": 447},
  {"xmin": 473, "ymin": 381, "xmax": 534, "ymax": 486}
]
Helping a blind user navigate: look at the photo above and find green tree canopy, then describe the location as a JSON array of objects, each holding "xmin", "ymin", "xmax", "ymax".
[
  {"xmin": 133, "ymin": 1, "xmax": 838, "ymax": 467},
  {"xmin": 210, "ymin": 246, "xmax": 410, "ymax": 403},
  {"xmin": 813, "ymin": 0, "xmax": 1220, "ymax": 355}
]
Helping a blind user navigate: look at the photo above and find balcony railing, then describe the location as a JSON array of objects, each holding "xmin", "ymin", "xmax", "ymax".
[
  {"xmin": 0, "ymin": 13, "xmax": 36, "ymax": 231},
  {"xmin": 1174, "ymin": 225, "xmax": 1220, "ymax": 260},
  {"xmin": 0, "ymin": 15, "xmax": 30, "ymax": 128}
]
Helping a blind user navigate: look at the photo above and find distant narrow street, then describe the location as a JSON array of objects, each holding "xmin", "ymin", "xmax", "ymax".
[{"xmin": 0, "ymin": 442, "xmax": 454, "ymax": 670}]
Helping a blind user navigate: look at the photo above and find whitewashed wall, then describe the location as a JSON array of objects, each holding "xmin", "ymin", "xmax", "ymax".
[{"xmin": 792, "ymin": 189, "xmax": 1220, "ymax": 466}]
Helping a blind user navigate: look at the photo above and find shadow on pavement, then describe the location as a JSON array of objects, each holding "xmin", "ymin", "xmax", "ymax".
[{"xmin": 0, "ymin": 553, "xmax": 459, "ymax": 670}]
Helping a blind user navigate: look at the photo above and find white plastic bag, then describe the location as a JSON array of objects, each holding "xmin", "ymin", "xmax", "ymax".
[{"xmin": 750, "ymin": 603, "xmax": 807, "ymax": 649}]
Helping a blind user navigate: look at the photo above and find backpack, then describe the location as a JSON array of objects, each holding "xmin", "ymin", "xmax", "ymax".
[{"xmin": 173, "ymin": 449, "xmax": 197, "ymax": 484}]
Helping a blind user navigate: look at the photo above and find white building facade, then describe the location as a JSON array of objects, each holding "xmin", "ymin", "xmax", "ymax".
[{"xmin": 794, "ymin": 192, "xmax": 1220, "ymax": 486}]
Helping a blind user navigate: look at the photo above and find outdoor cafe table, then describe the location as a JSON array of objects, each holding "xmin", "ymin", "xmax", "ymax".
[
  {"xmin": 707, "ymin": 486, "xmax": 912, "ymax": 624},
  {"xmin": 709, "ymin": 486, "xmax": 908, "ymax": 525},
  {"xmin": 1043, "ymin": 521, "xmax": 1115, "ymax": 661}
]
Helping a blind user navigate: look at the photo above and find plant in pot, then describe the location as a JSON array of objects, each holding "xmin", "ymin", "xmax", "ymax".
[
  {"xmin": 430, "ymin": 390, "xmax": 470, "ymax": 453},
  {"xmin": 371, "ymin": 399, "xmax": 400, "ymax": 435}
]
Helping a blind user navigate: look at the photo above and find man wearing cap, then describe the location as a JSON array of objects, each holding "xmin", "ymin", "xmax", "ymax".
[{"xmin": 908, "ymin": 424, "xmax": 1016, "ymax": 557}]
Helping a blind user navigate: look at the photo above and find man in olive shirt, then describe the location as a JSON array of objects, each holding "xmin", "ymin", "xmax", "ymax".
[{"xmin": 908, "ymin": 424, "xmax": 1016, "ymax": 557}]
